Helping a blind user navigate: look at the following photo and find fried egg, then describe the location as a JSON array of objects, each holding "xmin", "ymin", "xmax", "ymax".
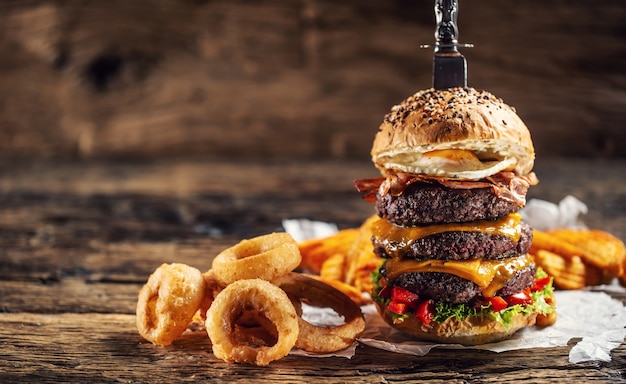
[{"xmin": 376, "ymin": 147, "xmax": 518, "ymax": 180}]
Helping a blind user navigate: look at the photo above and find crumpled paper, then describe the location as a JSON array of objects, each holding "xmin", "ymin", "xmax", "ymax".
[
  {"xmin": 521, "ymin": 195, "xmax": 589, "ymax": 231},
  {"xmin": 282, "ymin": 219, "xmax": 339, "ymax": 243},
  {"xmin": 282, "ymin": 197, "xmax": 626, "ymax": 363}
]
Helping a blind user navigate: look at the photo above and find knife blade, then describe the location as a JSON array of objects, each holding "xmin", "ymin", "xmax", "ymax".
[{"xmin": 432, "ymin": 0, "xmax": 468, "ymax": 89}]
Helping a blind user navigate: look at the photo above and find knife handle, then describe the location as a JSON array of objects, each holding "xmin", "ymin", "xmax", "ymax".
[{"xmin": 435, "ymin": 0, "xmax": 459, "ymax": 52}]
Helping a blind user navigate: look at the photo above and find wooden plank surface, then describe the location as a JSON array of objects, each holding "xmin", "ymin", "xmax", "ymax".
[
  {"xmin": 0, "ymin": 159, "xmax": 625, "ymax": 383},
  {"xmin": 1, "ymin": 312, "xmax": 624, "ymax": 383}
]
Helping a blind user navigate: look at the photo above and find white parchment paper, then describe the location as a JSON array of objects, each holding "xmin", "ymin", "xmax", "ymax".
[
  {"xmin": 282, "ymin": 197, "xmax": 626, "ymax": 363},
  {"xmin": 358, "ymin": 290, "xmax": 626, "ymax": 363}
]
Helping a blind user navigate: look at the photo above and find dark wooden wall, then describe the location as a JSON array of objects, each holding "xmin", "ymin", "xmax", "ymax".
[{"xmin": 1, "ymin": 0, "xmax": 625, "ymax": 161}]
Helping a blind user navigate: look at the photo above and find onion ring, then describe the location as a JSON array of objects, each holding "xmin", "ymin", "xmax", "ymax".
[
  {"xmin": 272, "ymin": 272, "xmax": 365, "ymax": 353},
  {"xmin": 136, "ymin": 263, "xmax": 206, "ymax": 346},
  {"xmin": 211, "ymin": 232, "xmax": 301, "ymax": 285},
  {"xmin": 205, "ymin": 279, "xmax": 299, "ymax": 366},
  {"xmin": 194, "ymin": 269, "xmax": 228, "ymax": 322}
]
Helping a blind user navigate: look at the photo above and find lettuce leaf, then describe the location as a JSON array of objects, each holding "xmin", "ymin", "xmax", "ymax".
[{"xmin": 371, "ymin": 262, "xmax": 555, "ymax": 328}]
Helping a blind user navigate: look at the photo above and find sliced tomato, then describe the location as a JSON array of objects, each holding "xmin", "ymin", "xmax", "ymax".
[
  {"xmin": 386, "ymin": 301, "xmax": 408, "ymax": 315},
  {"xmin": 391, "ymin": 286, "xmax": 420, "ymax": 307},
  {"xmin": 487, "ymin": 296, "xmax": 508, "ymax": 312},
  {"xmin": 504, "ymin": 289, "xmax": 534, "ymax": 306},
  {"xmin": 530, "ymin": 276, "xmax": 551, "ymax": 292},
  {"xmin": 415, "ymin": 299, "xmax": 435, "ymax": 325}
]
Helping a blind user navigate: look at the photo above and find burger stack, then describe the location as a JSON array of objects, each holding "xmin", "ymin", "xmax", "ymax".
[{"xmin": 356, "ymin": 87, "xmax": 556, "ymax": 345}]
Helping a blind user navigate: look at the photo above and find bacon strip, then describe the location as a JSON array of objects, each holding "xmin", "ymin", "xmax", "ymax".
[
  {"xmin": 353, "ymin": 177, "xmax": 384, "ymax": 203},
  {"xmin": 353, "ymin": 171, "xmax": 538, "ymax": 207}
]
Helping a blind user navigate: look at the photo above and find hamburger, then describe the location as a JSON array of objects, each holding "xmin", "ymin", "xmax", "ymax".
[{"xmin": 355, "ymin": 87, "xmax": 556, "ymax": 345}]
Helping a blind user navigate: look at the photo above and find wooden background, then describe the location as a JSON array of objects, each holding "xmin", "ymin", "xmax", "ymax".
[{"xmin": 1, "ymin": 0, "xmax": 625, "ymax": 162}]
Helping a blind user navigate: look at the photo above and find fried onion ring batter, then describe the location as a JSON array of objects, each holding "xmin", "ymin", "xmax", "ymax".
[
  {"xmin": 195, "ymin": 269, "xmax": 227, "ymax": 321},
  {"xmin": 206, "ymin": 279, "xmax": 299, "ymax": 366},
  {"xmin": 136, "ymin": 263, "xmax": 206, "ymax": 346},
  {"xmin": 211, "ymin": 232, "xmax": 301, "ymax": 285},
  {"xmin": 272, "ymin": 272, "xmax": 365, "ymax": 353}
]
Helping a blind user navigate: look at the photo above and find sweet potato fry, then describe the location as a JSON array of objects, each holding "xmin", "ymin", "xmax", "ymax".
[
  {"xmin": 298, "ymin": 229, "xmax": 358, "ymax": 274},
  {"xmin": 530, "ymin": 229, "xmax": 585, "ymax": 260},
  {"xmin": 582, "ymin": 264, "xmax": 606, "ymax": 287},
  {"xmin": 350, "ymin": 257, "xmax": 382, "ymax": 295},
  {"xmin": 320, "ymin": 253, "xmax": 347, "ymax": 282},
  {"xmin": 532, "ymin": 249, "xmax": 587, "ymax": 290},
  {"xmin": 546, "ymin": 229, "xmax": 625, "ymax": 277},
  {"xmin": 297, "ymin": 218, "xmax": 381, "ymax": 299},
  {"xmin": 344, "ymin": 215, "xmax": 381, "ymax": 293},
  {"xmin": 307, "ymin": 274, "xmax": 369, "ymax": 306}
]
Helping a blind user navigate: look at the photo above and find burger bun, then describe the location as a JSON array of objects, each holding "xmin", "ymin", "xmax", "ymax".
[
  {"xmin": 371, "ymin": 87, "xmax": 535, "ymax": 180},
  {"xmin": 375, "ymin": 301, "xmax": 538, "ymax": 346}
]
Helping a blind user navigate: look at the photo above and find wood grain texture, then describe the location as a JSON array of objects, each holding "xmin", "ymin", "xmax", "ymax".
[
  {"xmin": 0, "ymin": 159, "xmax": 625, "ymax": 382},
  {"xmin": 0, "ymin": 311, "xmax": 625, "ymax": 383},
  {"xmin": 0, "ymin": 0, "xmax": 625, "ymax": 161}
]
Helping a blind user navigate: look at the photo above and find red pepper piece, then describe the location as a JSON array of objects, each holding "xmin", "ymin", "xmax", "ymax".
[
  {"xmin": 530, "ymin": 276, "xmax": 551, "ymax": 292},
  {"xmin": 487, "ymin": 296, "xmax": 508, "ymax": 312},
  {"xmin": 386, "ymin": 301, "xmax": 407, "ymax": 315},
  {"xmin": 504, "ymin": 289, "xmax": 534, "ymax": 306},
  {"xmin": 391, "ymin": 286, "xmax": 420, "ymax": 307},
  {"xmin": 415, "ymin": 299, "xmax": 435, "ymax": 325}
]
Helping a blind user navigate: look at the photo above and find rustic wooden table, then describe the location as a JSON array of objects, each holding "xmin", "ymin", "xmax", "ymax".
[{"xmin": 1, "ymin": 159, "xmax": 625, "ymax": 383}]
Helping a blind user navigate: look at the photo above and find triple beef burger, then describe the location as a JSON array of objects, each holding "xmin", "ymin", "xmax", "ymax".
[{"xmin": 355, "ymin": 87, "xmax": 556, "ymax": 345}]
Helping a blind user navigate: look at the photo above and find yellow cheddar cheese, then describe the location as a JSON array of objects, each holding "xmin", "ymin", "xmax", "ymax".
[
  {"xmin": 384, "ymin": 254, "xmax": 534, "ymax": 297},
  {"xmin": 372, "ymin": 213, "xmax": 522, "ymax": 260}
]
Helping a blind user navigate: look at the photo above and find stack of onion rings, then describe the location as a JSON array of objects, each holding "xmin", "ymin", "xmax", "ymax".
[
  {"xmin": 136, "ymin": 263, "xmax": 206, "ymax": 346},
  {"xmin": 205, "ymin": 279, "xmax": 299, "ymax": 366},
  {"xmin": 211, "ymin": 232, "xmax": 301, "ymax": 285},
  {"xmin": 136, "ymin": 232, "xmax": 365, "ymax": 365},
  {"xmin": 272, "ymin": 272, "xmax": 365, "ymax": 353}
]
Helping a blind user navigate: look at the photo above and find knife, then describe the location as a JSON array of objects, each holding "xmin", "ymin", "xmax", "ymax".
[{"xmin": 431, "ymin": 0, "xmax": 471, "ymax": 89}]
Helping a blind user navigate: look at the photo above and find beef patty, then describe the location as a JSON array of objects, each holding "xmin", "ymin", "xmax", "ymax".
[
  {"xmin": 381, "ymin": 263, "xmax": 537, "ymax": 304},
  {"xmin": 376, "ymin": 183, "xmax": 519, "ymax": 226},
  {"xmin": 373, "ymin": 221, "xmax": 533, "ymax": 261}
]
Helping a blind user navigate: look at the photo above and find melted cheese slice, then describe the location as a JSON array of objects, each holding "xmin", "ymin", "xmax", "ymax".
[
  {"xmin": 385, "ymin": 254, "xmax": 534, "ymax": 297},
  {"xmin": 373, "ymin": 213, "xmax": 522, "ymax": 260}
]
